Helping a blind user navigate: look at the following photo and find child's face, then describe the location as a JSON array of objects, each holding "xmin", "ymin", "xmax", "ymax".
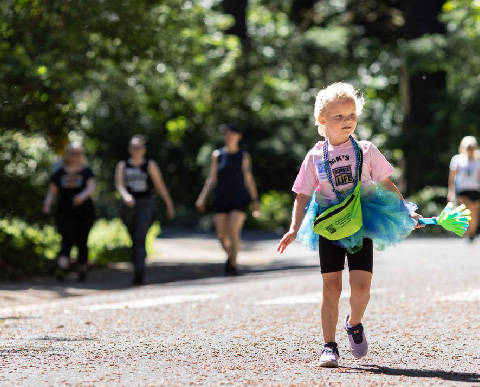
[{"xmin": 319, "ymin": 98, "xmax": 357, "ymax": 143}]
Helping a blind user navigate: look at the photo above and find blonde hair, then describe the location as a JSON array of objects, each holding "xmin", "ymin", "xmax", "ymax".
[
  {"xmin": 459, "ymin": 136, "xmax": 480, "ymax": 159},
  {"xmin": 62, "ymin": 141, "xmax": 87, "ymax": 167},
  {"xmin": 314, "ymin": 82, "xmax": 365, "ymax": 137},
  {"xmin": 130, "ymin": 134, "xmax": 147, "ymax": 146}
]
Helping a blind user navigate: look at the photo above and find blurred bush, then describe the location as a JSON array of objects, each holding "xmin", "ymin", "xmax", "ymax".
[
  {"xmin": 0, "ymin": 131, "xmax": 56, "ymax": 223},
  {"xmin": 0, "ymin": 217, "xmax": 161, "ymax": 281},
  {"xmin": 88, "ymin": 218, "xmax": 161, "ymax": 265},
  {"xmin": 87, "ymin": 218, "xmax": 131, "ymax": 265},
  {"xmin": 0, "ymin": 218, "xmax": 59, "ymax": 281},
  {"xmin": 248, "ymin": 190, "xmax": 294, "ymax": 232},
  {"xmin": 409, "ymin": 185, "xmax": 448, "ymax": 217},
  {"xmin": 408, "ymin": 185, "xmax": 449, "ymax": 235}
]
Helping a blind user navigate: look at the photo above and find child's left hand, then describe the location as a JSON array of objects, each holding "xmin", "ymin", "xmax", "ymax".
[
  {"xmin": 277, "ymin": 229, "xmax": 297, "ymax": 254},
  {"xmin": 410, "ymin": 212, "xmax": 425, "ymax": 228}
]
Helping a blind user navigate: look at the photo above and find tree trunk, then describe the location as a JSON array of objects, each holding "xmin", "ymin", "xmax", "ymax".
[
  {"xmin": 290, "ymin": 0, "xmax": 317, "ymax": 27},
  {"xmin": 223, "ymin": 0, "xmax": 247, "ymax": 40},
  {"xmin": 401, "ymin": 0, "xmax": 447, "ymax": 195}
]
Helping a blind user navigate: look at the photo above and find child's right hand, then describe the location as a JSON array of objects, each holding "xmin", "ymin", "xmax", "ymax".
[{"xmin": 277, "ymin": 229, "xmax": 297, "ymax": 254}]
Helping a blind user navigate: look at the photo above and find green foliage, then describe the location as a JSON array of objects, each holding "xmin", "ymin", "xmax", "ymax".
[
  {"xmin": 0, "ymin": 218, "xmax": 59, "ymax": 281},
  {"xmin": 401, "ymin": 33, "xmax": 449, "ymax": 74},
  {"xmin": 0, "ymin": 216, "xmax": 162, "ymax": 281},
  {"xmin": 0, "ymin": 131, "xmax": 55, "ymax": 221},
  {"xmin": 87, "ymin": 218, "xmax": 131, "ymax": 265},
  {"xmin": 409, "ymin": 186, "xmax": 449, "ymax": 218},
  {"xmin": 409, "ymin": 186, "xmax": 450, "ymax": 235},
  {"xmin": 88, "ymin": 218, "xmax": 161, "ymax": 265},
  {"xmin": 249, "ymin": 190, "xmax": 294, "ymax": 232},
  {"xmin": 396, "ymin": 0, "xmax": 480, "ymax": 175},
  {"xmin": 439, "ymin": 0, "xmax": 480, "ymax": 141},
  {"xmin": 69, "ymin": 0, "xmax": 243, "ymax": 216}
]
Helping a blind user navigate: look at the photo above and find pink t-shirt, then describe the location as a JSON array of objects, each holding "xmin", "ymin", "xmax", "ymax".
[{"xmin": 293, "ymin": 139, "xmax": 394, "ymax": 202}]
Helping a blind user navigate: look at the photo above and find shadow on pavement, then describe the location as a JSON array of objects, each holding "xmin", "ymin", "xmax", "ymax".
[
  {"xmin": 88, "ymin": 259, "xmax": 318, "ymax": 287},
  {"xmin": 0, "ymin": 259, "xmax": 318, "ymax": 301},
  {"xmin": 347, "ymin": 365, "xmax": 480, "ymax": 383},
  {"xmin": 0, "ymin": 228, "xmax": 315, "ymax": 306},
  {"xmin": 158, "ymin": 227, "xmax": 282, "ymax": 242}
]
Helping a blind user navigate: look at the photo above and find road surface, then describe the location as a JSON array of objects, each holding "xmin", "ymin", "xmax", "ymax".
[{"xmin": 0, "ymin": 230, "xmax": 479, "ymax": 386}]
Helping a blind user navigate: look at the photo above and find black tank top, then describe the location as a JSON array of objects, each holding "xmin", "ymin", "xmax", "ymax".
[
  {"xmin": 124, "ymin": 159, "xmax": 153, "ymax": 199},
  {"xmin": 213, "ymin": 149, "xmax": 250, "ymax": 206}
]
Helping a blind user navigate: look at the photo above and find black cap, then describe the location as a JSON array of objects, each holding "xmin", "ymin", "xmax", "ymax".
[{"xmin": 221, "ymin": 123, "xmax": 242, "ymax": 134}]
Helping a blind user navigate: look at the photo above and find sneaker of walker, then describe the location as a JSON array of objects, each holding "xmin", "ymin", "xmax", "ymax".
[
  {"xmin": 57, "ymin": 256, "xmax": 70, "ymax": 270},
  {"xmin": 345, "ymin": 315, "xmax": 368, "ymax": 358}
]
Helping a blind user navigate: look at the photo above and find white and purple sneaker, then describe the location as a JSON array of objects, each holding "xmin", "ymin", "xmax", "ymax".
[
  {"xmin": 345, "ymin": 315, "xmax": 368, "ymax": 358},
  {"xmin": 319, "ymin": 343, "xmax": 340, "ymax": 368}
]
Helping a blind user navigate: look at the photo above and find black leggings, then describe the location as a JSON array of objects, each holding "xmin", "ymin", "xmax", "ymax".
[
  {"xmin": 120, "ymin": 197, "xmax": 156, "ymax": 275},
  {"xmin": 457, "ymin": 190, "xmax": 480, "ymax": 201},
  {"xmin": 56, "ymin": 207, "xmax": 95, "ymax": 265},
  {"xmin": 319, "ymin": 237, "xmax": 373, "ymax": 273}
]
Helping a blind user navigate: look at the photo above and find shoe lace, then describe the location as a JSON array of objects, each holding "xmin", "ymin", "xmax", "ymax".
[{"xmin": 323, "ymin": 346, "xmax": 339, "ymax": 357}]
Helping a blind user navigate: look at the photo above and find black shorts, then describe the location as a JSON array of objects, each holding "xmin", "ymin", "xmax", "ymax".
[
  {"xmin": 457, "ymin": 190, "xmax": 480, "ymax": 201},
  {"xmin": 213, "ymin": 202, "xmax": 249, "ymax": 214},
  {"xmin": 319, "ymin": 236, "xmax": 373, "ymax": 274}
]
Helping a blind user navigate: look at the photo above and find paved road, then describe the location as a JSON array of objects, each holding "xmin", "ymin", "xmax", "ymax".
[{"xmin": 0, "ymin": 230, "xmax": 479, "ymax": 386}]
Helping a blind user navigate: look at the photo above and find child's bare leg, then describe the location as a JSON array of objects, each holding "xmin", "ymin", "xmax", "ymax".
[
  {"xmin": 348, "ymin": 270, "xmax": 372, "ymax": 325},
  {"xmin": 321, "ymin": 271, "xmax": 343, "ymax": 343}
]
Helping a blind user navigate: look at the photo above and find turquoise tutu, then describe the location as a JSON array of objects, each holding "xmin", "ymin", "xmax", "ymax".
[{"xmin": 296, "ymin": 184, "xmax": 417, "ymax": 254}]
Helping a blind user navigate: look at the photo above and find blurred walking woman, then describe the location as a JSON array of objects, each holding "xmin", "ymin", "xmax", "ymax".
[
  {"xmin": 42, "ymin": 142, "xmax": 96, "ymax": 282},
  {"xmin": 196, "ymin": 124, "xmax": 261, "ymax": 275},
  {"xmin": 448, "ymin": 136, "xmax": 480, "ymax": 242},
  {"xmin": 115, "ymin": 135, "xmax": 175, "ymax": 285}
]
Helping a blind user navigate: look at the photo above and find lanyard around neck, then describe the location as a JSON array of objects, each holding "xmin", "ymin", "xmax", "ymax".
[{"xmin": 323, "ymin": 136, "xmax": 362, "ymax": 200}]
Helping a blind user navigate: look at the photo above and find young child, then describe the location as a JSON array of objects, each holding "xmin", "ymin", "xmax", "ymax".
[{"xmin": 277, "ymin": 82, "xmax": 423, "ymax": 368}]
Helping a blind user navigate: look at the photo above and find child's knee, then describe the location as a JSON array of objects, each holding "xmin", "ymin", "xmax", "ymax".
[
  {"xmin": 350, "ymin": 282, "xmax": 370, "ymax": 299},
  {"xmin": 322, "ymin": 281, "xmax": 342, "ymax": 299}
]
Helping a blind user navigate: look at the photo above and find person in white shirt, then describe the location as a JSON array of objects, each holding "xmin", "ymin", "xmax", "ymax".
[{"xmin": 448, "ymin": 136, "xmax": 480, "ymax": 242}]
